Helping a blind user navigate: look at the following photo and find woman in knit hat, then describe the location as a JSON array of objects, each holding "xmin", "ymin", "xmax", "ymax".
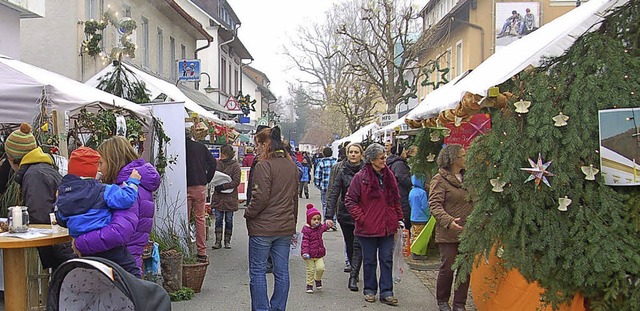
[{"xmin": 5, "ymin": 123, "xmax": 76, "ymax": 269}]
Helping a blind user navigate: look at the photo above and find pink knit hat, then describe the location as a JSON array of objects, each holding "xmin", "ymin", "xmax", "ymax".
[{"xmin": 306, "ymin": 204, "xmax": 321, "ymax": 225}]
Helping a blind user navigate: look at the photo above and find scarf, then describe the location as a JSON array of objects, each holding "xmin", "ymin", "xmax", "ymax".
[
  {"xmin": 363, "ymin": 163, "xmax": 400, "ymax": 205},
  {"xmin": 343, "ymin": 160, "xmax": 363, "ymax": 176}
]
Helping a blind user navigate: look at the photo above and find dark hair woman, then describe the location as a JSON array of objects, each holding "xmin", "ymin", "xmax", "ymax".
[
  {"xmin": 345, "ymin": 143, "xmax": 404, "ymax": 306},
  {"xmin": 244, "ymin": 126, "xmax": 299, "ymax": 311},
  {"xmin": 325, "ymin": 143, "xmax": 365, "ymax": 291},
  {"xmin": 211, "ymin": 144, "xmax": 241, "ymax": 249},
  {"xmin": 429, "ymin": 144, "xmax": 473, "ymax": 311}
]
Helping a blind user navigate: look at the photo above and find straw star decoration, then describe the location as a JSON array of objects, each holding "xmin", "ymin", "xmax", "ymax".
[{"xmin": 520, "ymin": 153, "xmax": 555, "ymax": 187}]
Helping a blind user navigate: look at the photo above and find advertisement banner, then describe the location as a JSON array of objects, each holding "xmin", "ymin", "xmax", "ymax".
[
  {"xmin": 495, "ymin": 2, "xmax": 540, "ymax": 51},
  {"xmin": 238, "ymin": 167, "xmax": 251, "ymax": 200},
  {"xmin": 599, "ymin": 108, "xmax": 640, "ymax": 186},
  {"xmin": 177, "ymin": 59, "xmax": 201, "ymax": 81}
]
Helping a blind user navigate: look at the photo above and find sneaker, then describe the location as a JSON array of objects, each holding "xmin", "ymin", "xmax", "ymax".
[
  {"xmin": 364, "ymin": 294, "xmax": 376, "ymax": 303},
  {"xmin": 305, "ymin": 195, "xmax": 309, "ymax": 199},
  {"xmin": 344, "ymin": 262, "xmax": 352, "ymax": 273},
  {"xmin": 315, "ymin": 280, "xmax": 322, "ymax": 290},
  {"xmin": 438, "ymin": 302, "xmax": 452, "ymax": 311},
  {"xmin": 380, "ymin": 296, "xmax": 398, "ymax": 306},
  {"xmin": 306, "ymin": 285, "xmax": 314, "ymax": 293}
]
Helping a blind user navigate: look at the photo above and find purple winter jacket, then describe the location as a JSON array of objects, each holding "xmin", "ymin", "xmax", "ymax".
[
  {"xmin": 301, "ymin": 223, "xmax": 328, "ymax": 259},
  {"xmin": 74, "ymin": 159, "xmax": 160, "ymax": 269}
]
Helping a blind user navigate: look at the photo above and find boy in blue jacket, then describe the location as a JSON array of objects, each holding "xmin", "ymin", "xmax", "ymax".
[
  {"xmin": 408, "ymin": 175, "xmax": 429, "ymax": 245},
  {"xmin": 55, "ymin": 147, "xmax": 142, "ymax": 277},
  {"xmin": 299, "ymin": 157, "xmax": 311, "ymax": 199}
]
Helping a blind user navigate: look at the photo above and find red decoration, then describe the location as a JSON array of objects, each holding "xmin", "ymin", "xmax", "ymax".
[{"xmin": 444, "ymin": 114, "xmax": 492, "ymax": 148}]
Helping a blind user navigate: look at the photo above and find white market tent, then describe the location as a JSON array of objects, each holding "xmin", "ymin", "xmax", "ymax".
[
  {"xmin": 331, "ymin": 122, "xmax": 380, "ymax": 157},
  {"xmin": 0, "ymin": 55, "xmax": 152, "ymax": 124},
  {"xmin": 85, "ymin": 63, "xmax": 235, "ymax": 127},
  {"xmin": 406, "ymin": 0, "xmax": 627, "ymax": 122}
]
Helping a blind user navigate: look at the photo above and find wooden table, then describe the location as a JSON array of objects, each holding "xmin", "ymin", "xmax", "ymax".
[{"xmin": 0, "ymin": 225, "xmax": 70, "ymax": 311}]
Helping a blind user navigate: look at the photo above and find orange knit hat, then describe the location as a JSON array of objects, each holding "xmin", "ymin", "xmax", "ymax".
[{"xmin": 68, "ymin": 147, "xmax": 101, "ymax": 178}]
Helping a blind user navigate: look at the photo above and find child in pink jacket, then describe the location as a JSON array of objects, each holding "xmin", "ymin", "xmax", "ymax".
[{"xmin": 301, "ymin": 204, "xmax": 329, "ymax": 293}]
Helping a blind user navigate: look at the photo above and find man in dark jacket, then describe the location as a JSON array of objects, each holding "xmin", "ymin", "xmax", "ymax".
[
  {"xmin": 386, "ymin": 144, "xmax": 412, "ymax": 232},
  {"xmin": 4, "ymin": 123, "xmax": 76, "ymax": 269},
  {"xmin": 185, "ymin": 126, "xmax": 217, "ymax": 262}
]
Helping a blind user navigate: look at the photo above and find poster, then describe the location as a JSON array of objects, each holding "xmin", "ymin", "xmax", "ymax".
[
  {"xmin": 238, "ymin": 167, "xmax": 251, "ymax": 200},
  {"xmin": 599, "ymin": 108, "xmax": 640, "ymax": 186},
  {"xmin": 177, "ymin": 59, "xmax": 201, "ymax": 81},
  {"xmin": 495, "ymin": 2, "xmax": 540, "ymax": 50},
  {"xmin": 444, "ymin": 114, "xmax": 492, "ymax": 149}
]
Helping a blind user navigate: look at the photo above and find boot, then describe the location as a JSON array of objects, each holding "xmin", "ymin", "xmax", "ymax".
[
  {"xmin": 224, "ymin": 229, "xmax": 232, "ymax": 249},
  {"xmin": 212, "ymin": 229, "xmax": 222, "ymax": 249},
  {"xmin": 349, "ymin": 240, "xmax": 363, "ymax": 291}
]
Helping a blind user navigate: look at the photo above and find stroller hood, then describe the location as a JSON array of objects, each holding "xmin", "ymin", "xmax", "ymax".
[{"xmin": 47, "ymin": 257, "xmax": 170, "ymax": 311}]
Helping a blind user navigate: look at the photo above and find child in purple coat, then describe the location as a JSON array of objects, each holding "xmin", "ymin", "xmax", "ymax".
[{"xmin": 301, "ymin": 204, "xmax": 329, "ymax": 293}]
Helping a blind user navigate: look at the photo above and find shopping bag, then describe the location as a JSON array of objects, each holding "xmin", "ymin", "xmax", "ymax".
[
  {"xmin": 410, "ymin": 216, "xmax": 436, "ymax": 256},
  {"xmin": 392, "ymin": 227, "xmax": 408, "ymax": 283},
  {"xmin": 289, "ymin": 232, "xmax": 303, "ymax": 258}
]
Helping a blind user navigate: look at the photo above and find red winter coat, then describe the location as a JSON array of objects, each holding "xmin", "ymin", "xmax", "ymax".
[
  {"xmin": 242, "ymin": 153, "xmax": 256, "ymax": 167},
  {"xmin": 301, "ymin": 223, "xmax": 328, "ymax": 259},
  {"xmin": 345, "ymin": 163, "xmax": 404, "ymax": 238}
]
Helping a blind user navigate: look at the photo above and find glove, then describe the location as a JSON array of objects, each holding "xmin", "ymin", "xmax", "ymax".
[
  {"xmin": 214, "ymin": 185, "xmax": 224, "ymax": 193},
  {"xmin": 398, "ymin": 221, "xmax": 405, "ymax": 229},
  {"xmin": 302, "ymin": 253, "xmax": 310, "ymax": 260}
]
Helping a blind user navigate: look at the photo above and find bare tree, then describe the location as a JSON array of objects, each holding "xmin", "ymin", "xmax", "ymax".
[
  {"xmin": 336, "ymin": 0, "xmax": 422, "ymax": 114},
  {"xmin": 284, "ymin": 1, "xmax": 384, "ymax": 133}
]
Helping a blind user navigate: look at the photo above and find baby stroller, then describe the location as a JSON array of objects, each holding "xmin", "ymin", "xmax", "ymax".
[{"xmin": 47, "ymin": 257, "xmax": 171, "ymax": 311}]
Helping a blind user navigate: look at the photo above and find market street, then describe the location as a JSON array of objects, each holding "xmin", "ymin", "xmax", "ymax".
[{"xmin": 171, "ymin": 186, "xmax": 440, "ymax": 311}]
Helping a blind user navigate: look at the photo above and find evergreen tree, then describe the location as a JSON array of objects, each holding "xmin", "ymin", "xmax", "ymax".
[{"xmin": 456, "ymin": 2, "xmax": 640, "ymax": 310}]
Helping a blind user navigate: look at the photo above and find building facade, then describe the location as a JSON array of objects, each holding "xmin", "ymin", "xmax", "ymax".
[
  {"xmin": 416, "ymin": 0, "xmax": 580, "ymax": 99},
  {"xmin": 0, "ymin": 0, "xmax": 44, "ymax": 59}
]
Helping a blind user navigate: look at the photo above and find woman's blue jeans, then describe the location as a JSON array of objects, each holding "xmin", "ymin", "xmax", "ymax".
[
  {"xmin": 248, "ymin": 236, "xmax": 291, "ymax": 311},
  {"xmin": 214, "ymin": 210, "xmax": 234, "ymax": 231},
  {"xmin": 358, "ymin": 235, "xmax": 395, "ymax": 300}
]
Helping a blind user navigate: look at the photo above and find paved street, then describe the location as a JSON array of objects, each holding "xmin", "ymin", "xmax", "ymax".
[{"xmin": 172, "ymin": 186, "xmax": 440, "ymax": 311}]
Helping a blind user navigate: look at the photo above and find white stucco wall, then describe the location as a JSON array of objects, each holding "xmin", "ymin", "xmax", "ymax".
[
  {"xmin": 20, "ymin": 0, "xmax": 199, "ymax": 82},
  {"xmin": 0, "ymin": 5, "xmax": 21, "ymax": 59},
  {"xmin": 242, "ymin": 71, "xmax": 262, "ymax": 123}
]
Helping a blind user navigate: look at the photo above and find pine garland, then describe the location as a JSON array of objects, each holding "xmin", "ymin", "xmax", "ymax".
[{"xmin": 456, "ymin": 3, "xmax": 640, "ymax": 310}]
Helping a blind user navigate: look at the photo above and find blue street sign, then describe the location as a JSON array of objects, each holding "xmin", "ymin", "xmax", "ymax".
[{"xmin": 178, "ymin": 59, "xmax": 201, "ymax": 81}]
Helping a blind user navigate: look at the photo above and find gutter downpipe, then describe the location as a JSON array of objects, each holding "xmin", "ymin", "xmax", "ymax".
[
  {"xmin": 218, "ymin": 23, "xmax": 241, "ymax": 110},
  {"xmin": 452, "ymin": 17, "xmax": 485, "ymax": 61},
  {"xmin": 194, "ymin": 39, "xmax": 211, "ymax": 90}
]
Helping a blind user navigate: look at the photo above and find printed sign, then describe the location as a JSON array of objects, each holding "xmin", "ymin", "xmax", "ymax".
[
  {"xmin": 444, "ymin": 114, "xmax": 492, "ymax": 148},
  {"xmin": 177, "ymin": 59, "xmax": 201, "ymax": 81},
  {"xmin": 380, "ymin": 114, "xmax": 398, "ymax": 127},
  {"xmin": 238, "ymin": 167, "xmax": 250, "ymax": 200}
]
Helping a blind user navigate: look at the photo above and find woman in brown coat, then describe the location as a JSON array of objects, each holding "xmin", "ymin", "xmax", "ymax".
[
  {"xmin": 212, "ymin": 144, "xmax": 241, "ymax": 249},
  {"xmin": 429, "ymin": 144, "xmax": 473, "ymax": 311}
]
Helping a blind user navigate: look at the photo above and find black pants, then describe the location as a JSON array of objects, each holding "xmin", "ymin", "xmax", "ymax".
[
  {"xmin": 95, "ymin": 246, "xmax": 141, "ymax": 278},
  {"xmin": 340, "ymin": 223, "xmax": 362, "ymax": 274}
]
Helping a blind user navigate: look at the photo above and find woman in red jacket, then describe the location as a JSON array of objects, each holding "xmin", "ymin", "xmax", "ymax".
[{"xmin": 345, "ymin": 143, "xmax": 404, "ymax": 306}]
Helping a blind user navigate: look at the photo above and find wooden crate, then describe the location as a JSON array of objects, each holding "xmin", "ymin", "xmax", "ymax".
[{"xmin": 25, "ymin": 248, "xmax": 50, "ymax": 311}]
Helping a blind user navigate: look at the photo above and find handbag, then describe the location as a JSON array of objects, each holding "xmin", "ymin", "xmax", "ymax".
[{"xmin": 410, "ymin": 216, "xmax": 436, "ymax": 256}]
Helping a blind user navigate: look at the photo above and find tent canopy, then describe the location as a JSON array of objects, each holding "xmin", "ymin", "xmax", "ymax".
[
  {"xmin": 85, "ymin": 63, "xmax": 235, "ymax": 127},
  {"xmin": 331, "ymin": 122, "xmax": 380, "ymax": 157},
  {"xmin": 407, "ymin": 0, "xmax": 626, "ymax": 122},
  {"xmin": 0, "ymin": 55, "xmax": 151, "ymax": 124}
]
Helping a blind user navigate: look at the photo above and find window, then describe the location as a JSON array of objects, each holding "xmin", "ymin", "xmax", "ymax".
[
  {"xmin": 221, "ymin": 58, "xmax": 227, "ymax": 94},
  {"xmin": 234, "ymin": 69, "xmax": 239, "ymax": 94},
  {"xmin": 141, "ymin": 17, "xmax": 149, "ymax": 68},
  {"xmin": 455, "ymin": 41, "xmax": 463, "ymax": 77},
  {"xmin": 445, "ymin": 48, "xmax": 452, "ymax": 81},
  {"xmin": 123, "ymin": 4, "xmax": 131, "ymax": 18},
  {"xmin": 180, "ymin": 44, "xmax": 186, "ymax": 60},
  {"xmin": 157, "ymin": 27, "xmax": 163, "ymax": 75},
  {"xmin": 170, "ymin": 37, "xmax": 176, "ymax": 81},
  {"xmin": 228, "ymin": 63, "xmax": 232, "ymax": 94},
  {"xmin": 85, "ymin": 0, "xmax": 104, "ymax": 20}
]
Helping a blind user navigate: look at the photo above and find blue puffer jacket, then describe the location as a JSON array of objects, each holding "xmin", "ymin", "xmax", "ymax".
[
  {"xmin": 409, "ymin": 175, "xmax": 429, "ymax": 223},
  {"xmin": 55, "ymin": 174, "xmax": 140, "ymax": 237},
  {"xmin": 75, "ymin": 159, "xmax": 160, "ymax": 269}
]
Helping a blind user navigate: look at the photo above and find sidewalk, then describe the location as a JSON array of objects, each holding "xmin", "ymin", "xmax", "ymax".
[{"xmin": 172, "ymin": 186, "xmax": 442, "ymax": 310}]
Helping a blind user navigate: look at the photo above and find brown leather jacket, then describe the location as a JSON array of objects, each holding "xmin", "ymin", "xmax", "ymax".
[
  {"xmin": 212, "ymin": 158, "xmax": 241, "ymax": 212},
  {"xmin": 244, "ymin": 152, "xmax": 299, "ymax": 237},
  {"xmin": 428, "ymin": 168, "xmax": 474, "ymax": 243}
]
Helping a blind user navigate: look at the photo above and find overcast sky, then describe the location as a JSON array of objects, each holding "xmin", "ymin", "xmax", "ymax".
[
  {"xmin": 228, "ymin": 0, "xmax": 338, "ymax": 99},
  {"xmin": 229, "ymin": 0, "xmax": 429, "ymax": 100}
]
